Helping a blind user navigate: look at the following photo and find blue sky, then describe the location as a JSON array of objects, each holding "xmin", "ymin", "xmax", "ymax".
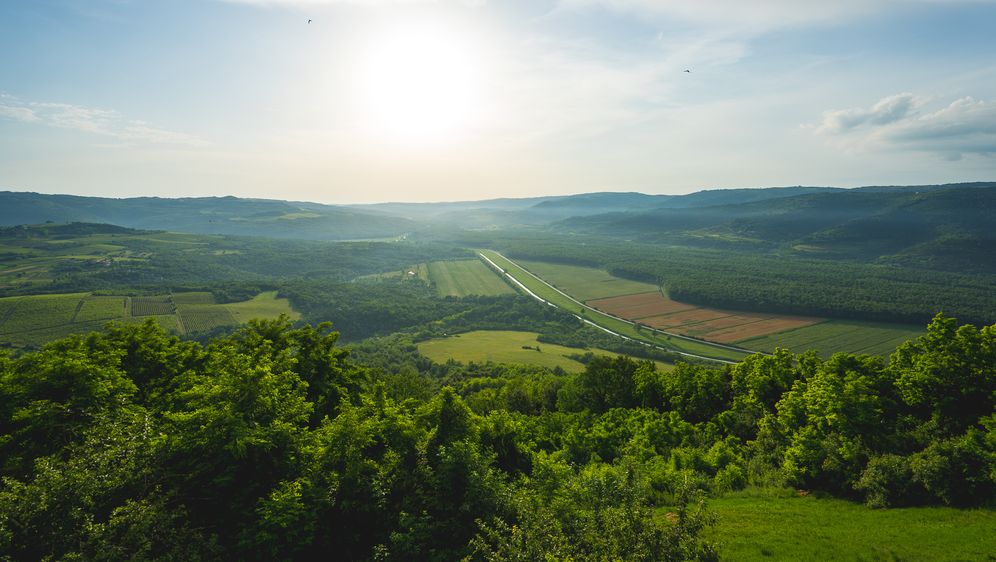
[{"xmin": 2, "ymin": 0, "xmax": 996, "ymax": 203}]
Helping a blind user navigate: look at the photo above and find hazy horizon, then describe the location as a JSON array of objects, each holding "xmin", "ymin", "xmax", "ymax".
[{"xmin": 3, "ymin": 0, "xmax": 996, "ymax": 204}]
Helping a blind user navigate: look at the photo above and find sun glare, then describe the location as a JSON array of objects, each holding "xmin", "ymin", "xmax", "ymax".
[{"xmin": 355, "ymin": 22, "xmax": 485, "ymax": 145}]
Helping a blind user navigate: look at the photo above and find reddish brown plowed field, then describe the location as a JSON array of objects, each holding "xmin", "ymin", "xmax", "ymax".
[
  {"xmin": 640, "ymin": 308, "xmax": 733, "ymax": 329},
  {"xmin": 586, "ymin": 292, "xmax": 695, "ymax": 318},
  {"xmin": 590, "ymin": 290, "xmax": 822, "ymax": 344},
  {"xmin": 700, "ymin": 317, "xmax": 821, "ymax": 343}
]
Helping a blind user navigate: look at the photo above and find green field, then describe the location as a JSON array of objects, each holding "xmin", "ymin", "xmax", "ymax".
[
  {"xmin": 480, "ymin": 251, "xmax": 748, "ymax": 363},
  {"xmin": 705, "ymin": 488, "xmax": 996, "ymax": 561},
  {"xmin": 0, "ymin": 290, "xmax": 298, "ymax": 348},
  {"xmin": 738, "ymin": 320, "xmax": 924, "ymax": 357},
  {"xmin": 418, "ymin": 330, "xmax": 674, "ymax": 372},
  {"xmin": 75, "ymin": 296, "xmax": 128, "ymax": 322},
  {"xmin": 226, "ymin": 291, "xmax": 300, "ymax": 323},
  {"xmin": 516, "ymin": 259, "xmax": 660, "ymax": 301},
  {"xmin": 428, "ymin": 259, "xmax": 516, "ymax": 297},
  {"xmin": 0, "ymin": 293, "xmax": 86, "ymax": 334},
  {"xmin": 172, "ymin": 291, "xmax": 216, "ymax": 305}
]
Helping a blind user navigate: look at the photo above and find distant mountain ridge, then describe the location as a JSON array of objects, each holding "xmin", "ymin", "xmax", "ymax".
[
  {"xmin": 3, "ymin": 183, "xmax": 994, "ymax": 270},
  {"xmin": 553, "ymin": 182, "xmax": 996, "ymax": 272},
  {"xmin": 0, "ymin": 191, "xmax": 415, "ymax": 241}
]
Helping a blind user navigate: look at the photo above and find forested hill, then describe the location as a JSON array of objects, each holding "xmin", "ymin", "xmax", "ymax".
[
  {"xmin": 0, "ymin": 192, "xmax": 415, "ymax": 241},
  {"xmin": 554, "ymin": 182, "xmax": 996, "ymax": 270}
]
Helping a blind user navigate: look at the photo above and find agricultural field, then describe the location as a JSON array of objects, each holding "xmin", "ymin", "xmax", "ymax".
[
  {"xmin": 479, "ymin": 250, "xmax": 749, "ymax": 363},
  {"xmin": 516, "ymin": 259, "xmax": 659, "ymax": 301},
  {"xmin": 737, "ymin": 320, "xmax": 925, "ymax": 358},
  {"xmin": 0, "ymin": 293, "xmax": 86, "ymax": 334},
  {"xmin": 427, "ymin": 259, "xmax": 515, "ymax": 297},
  {"xmin": 75, "ymin": 296, "xmax": 128, "ymax": 322},
  {"xmin": 172, "ymin": 291, "xmax": 216, "ymax": 305},
  {"xmin": 418, "ymin": 330, "xmax": 674, "ymax": 372},
  {"xmin": 513, "ymin": 258, "xmax": 922, "ymax": 358},
  {"xmin": 226, "ymin": 291, "xmax": 300, "ymax": 323},
  {"xmin": 705, "ymin": 488, "xmax": 996, "ymax": 561},
  {"xmin": 0, "ymin": 290, "xmax": 298, "ymax": 349},
  {"xmin": 130, "ymin": 295, "xmax": 174, "ymax": 316}
]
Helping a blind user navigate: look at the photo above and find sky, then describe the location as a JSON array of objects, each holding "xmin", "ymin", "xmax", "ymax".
[{"xmin": 2, "ymin": 0, "xmax": 996, "ymax": 204}]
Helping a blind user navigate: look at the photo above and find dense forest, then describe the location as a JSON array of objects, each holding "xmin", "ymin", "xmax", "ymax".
[{"xmin": 1, "ymin": 314, "xmax": 992, "ymax": 560}]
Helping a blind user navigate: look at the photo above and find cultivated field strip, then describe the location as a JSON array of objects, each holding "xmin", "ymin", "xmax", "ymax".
[
  {"xmin": 130, "ymin": 295, "xmax": 174, "ymax": 317},
  {"xmin": 515, "ymin": 260, "xmax": 660, "ymax": 301},
  {"xmin": 428, "ymin": 259, "xmax": 516, "ymax": 297},
  {"xmin": 737, "ymin": 320, "xmax": 924, "ymax": 357}
]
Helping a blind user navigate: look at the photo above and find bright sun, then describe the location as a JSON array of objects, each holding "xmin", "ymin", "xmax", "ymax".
[{"xmin": 355, "ymin": 22, "xmax": 485, "ymax": 144}]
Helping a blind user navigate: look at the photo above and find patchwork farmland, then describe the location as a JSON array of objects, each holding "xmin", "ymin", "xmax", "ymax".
[
  {"xmin": 510, "ymin": 258, "xmax": 923, "ymax": 357},
  {"xmin": 0, "ymin": 290, "xmax": 297, "ymax": 349}
]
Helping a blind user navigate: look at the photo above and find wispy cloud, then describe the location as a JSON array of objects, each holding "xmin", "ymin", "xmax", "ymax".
[
  {"xmin": 556, "ymin": 0, "xmax": 996, "ymax": 31},
  {"xmin": 816, "ymin": 94, "xmax": 996, "ymax": 159},
  {"xmin": 0, "ymin": 96, "xmax": 210, "ymax": 148},
  {"xmin": 816, "ymin": 93, "xmax": 925, "ymax": 134}
]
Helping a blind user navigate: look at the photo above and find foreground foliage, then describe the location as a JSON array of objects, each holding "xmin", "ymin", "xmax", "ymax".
[{"xmin": 0, "ymin": 313, "xmax": 993, "ymax": 560}]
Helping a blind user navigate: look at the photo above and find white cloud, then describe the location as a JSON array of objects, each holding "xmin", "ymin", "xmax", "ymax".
[
  {"xmin": 0, "ymin": 104, "xmax": 40, "ymax": 123},
  {"xmin": 816, "ymin": 93, "xmax": 924, "ymax": 134},
  {"xmin": 0, "ymin": 96, "xmax": 209, "ymax": 148},
  {"xmin": 816, "ymin": 94, "xmax": 996, "ymax": 159}
]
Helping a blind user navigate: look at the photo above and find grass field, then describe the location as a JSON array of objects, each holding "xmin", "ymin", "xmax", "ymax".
[
  {"xmin": 75, "ymin": 296, "xmax": 128, "ymax": 322},
  {"xmin": 480, "ymin": 251, "xmax": 749, "ymax": 363},
  {"xmin": 704, "ymin": 488, "xmax": 996, "ymax": 561},
  {"xmin": 738, "ymin": 320, "xmax": 925, "ymax": 358},
  {"xmin": 0, "ymin": 290, "xmax": 298, "ymax": 349},
  {"xmin": 417, "ymin": 330, "xmax": 674, "ymax": 372},
  {"xmin": 226, "ymin": 291, "xmax": 300, "ymax": 323},
  {"xmin": 516, "ymin": 259, "xmax": 660, "ymax": 301},
  {"xmin": 0, "ymin": 293, "xmax": 86, "ymax": 334},
  {"xmin": 428, "ymin": 259, "xmax": 516, "ymax": 297},
  {"xmin": 172, "ymin": 291, "xmax": 216, "ymax": 305}
]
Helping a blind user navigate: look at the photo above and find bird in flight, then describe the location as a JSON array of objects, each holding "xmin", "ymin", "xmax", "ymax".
[
  {"xmin": 684, "ymin": 69, "xmax": 691, "ymax": 73},
  {"xmin": 308, "ymin": 19, "xmax": 312, "ymax": 24}
]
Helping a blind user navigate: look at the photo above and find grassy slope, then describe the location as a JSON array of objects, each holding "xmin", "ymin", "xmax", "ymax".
[
  {"xmin": 428, "ymin": 259, "xmax": 516, "ymax": 297},
  {"xmin": 480, "ymin": 250, "xmax": 748, "ymax": 363},
  {"xmin": 705, "ymin": 489, "xmax": 996, "ymax": 561},
  {"xmin": 417, "ymin": 330, "xmax": 673, "ymax": 373}
]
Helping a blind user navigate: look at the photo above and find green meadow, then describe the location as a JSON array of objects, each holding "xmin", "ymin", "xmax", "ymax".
[
  {"xmin": 417, "ymin": 330, "xmax": 674, "ymax": 372},
  {"xmin": 428, "ymin": 259, "xmax": 516, "ymax": 297},
  {"xmin": 515, "ymin": 259, "xmax": 660, "ymax": 302},
  {"xmin": 738, "ymin": 319, "xmax": 925, "ymax": 358},
  {"xmin": 705, "ymin": 488, "xmax": 996, "ymax": 561}
]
